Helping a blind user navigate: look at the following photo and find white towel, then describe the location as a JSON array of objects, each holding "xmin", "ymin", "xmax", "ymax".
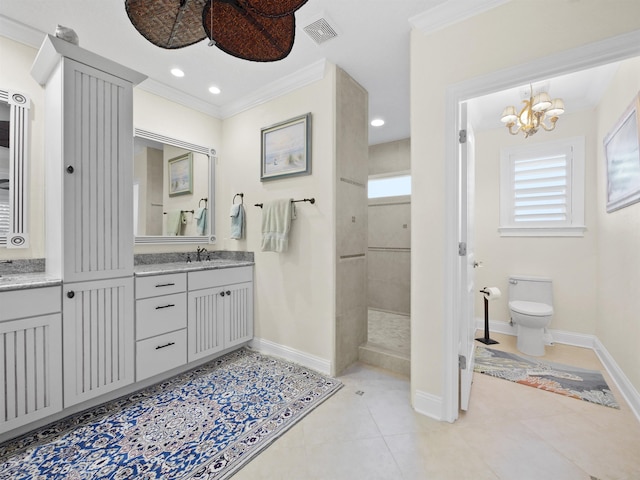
[
  {"xmin": 166, "ymin": 210, "xmax": 183, "ymax": 236},
  {"xmin": 261, "ymin": 199, "xmax": 295, "ymax": 252},
  {"xmin": 230, "ymin": 204, "xmax": 245, "ymax": 240}
]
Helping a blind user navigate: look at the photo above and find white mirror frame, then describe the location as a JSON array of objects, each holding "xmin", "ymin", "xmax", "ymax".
[
  {"xmin": 134, "ymin": 128, "xmax": 216, "ymax": 245},
  {"xmin": 0, "ymin": 89, "xmax": 30, "ymax": 248}
]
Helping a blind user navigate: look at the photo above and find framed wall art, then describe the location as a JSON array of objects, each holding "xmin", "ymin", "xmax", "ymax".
[
  {"xmin": 260, "ymin": 113, "xmax": 311, "ymax": 181},
  {"xmin": 168, "ymin": 152, "xmax": 193, "ymax": 196},
  {"xmin": 604, "ymin": 92, "xmax": 640, "ymax": 213}
]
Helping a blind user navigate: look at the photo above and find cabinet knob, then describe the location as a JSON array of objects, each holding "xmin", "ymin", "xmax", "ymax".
[
  {"xmin": 226, "ymin": 290, "xmax": 231, "ymax": 296},
  {"xmin": 67, "ymin": 291, "xmax": 75, "ymax": 298},
  {"xmin": 220, "ymin": 291, "xmax": 225, "ymax": 297},
  {"xmin": 66, "ymin": 165, "xmax": 74, "ymax": 174}
]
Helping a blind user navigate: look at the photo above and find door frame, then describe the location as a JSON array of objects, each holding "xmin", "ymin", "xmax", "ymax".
[{"xmin": 441, "ymin": 29, "xmax": 640, "ymax": 423}]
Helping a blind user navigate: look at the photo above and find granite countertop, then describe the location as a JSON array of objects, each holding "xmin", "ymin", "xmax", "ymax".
[
  {"xmin": 133, "ymin": 259, "xmax": 254, "ymax": 277},
  {"xmin": 0, "ymin": 252, "xmax": 254, "ymax": 291},
  {"xmin": 0, "ymin": 273, "xmax": 62, "ymax": 292}
]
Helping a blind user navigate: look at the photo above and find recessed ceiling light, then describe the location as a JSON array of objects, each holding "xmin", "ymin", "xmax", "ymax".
[
  {"xmin": 371, "ymin": 118, "xmax": 385, "ymax": 127},
  {"xmin": 208, "ymin": 86, "xmax": 221, "ymax": 95},
  {"xmin": 171, "ymin": 68, "xmax": 185, "ymax": 77}
]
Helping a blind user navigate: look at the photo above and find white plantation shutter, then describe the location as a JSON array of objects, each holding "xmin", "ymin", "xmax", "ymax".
[
  {"xmin": 512, "ymin": 148, "xmax": 570, "ymax": 223},
  {"xmin": 500, "ymin": 137, "xmax": 585, "ymax": 236}
]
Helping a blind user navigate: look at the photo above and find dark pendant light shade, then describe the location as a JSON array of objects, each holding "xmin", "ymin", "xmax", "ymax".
[
  {"xmin": 203, "ymin": 0, "xmax": 295, "ymax": 62},
  {"xmin": 125, "ymin": 0, "xmax": 207, "ymax": 49},
  {"xmin": 125, "ymin": 0, "xmax": 306, "ymax": 61},
  {"xmin": 239, "ymin": 0, "xmax": 308, "ymax": 18}
]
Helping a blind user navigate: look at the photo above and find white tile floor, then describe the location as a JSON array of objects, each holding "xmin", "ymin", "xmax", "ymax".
[{"xmin": 234, "ymin": 333, "xmax": 640, "ymax": 480}]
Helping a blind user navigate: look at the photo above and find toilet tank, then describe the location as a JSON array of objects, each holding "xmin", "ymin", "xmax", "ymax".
[{"xmin": 508, "ymin": 275, "xmax": 553, "ymax": 305}]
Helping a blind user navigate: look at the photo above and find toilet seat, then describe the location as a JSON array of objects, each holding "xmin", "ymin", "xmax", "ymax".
[{"xmin": 509, "ymin": 300, "xmax": 553, "ymax": 317}]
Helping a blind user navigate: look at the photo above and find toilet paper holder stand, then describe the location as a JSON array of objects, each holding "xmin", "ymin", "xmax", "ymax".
[{"xmin": 476, "ymin": 287, "xmax": 499, "ymax": 345}]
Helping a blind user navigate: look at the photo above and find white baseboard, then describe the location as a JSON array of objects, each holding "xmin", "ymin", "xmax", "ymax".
[
  {"xmin": 249, "ymin": 337, "xmax": 332, "ymax": 376},
  {"xmin": 593, "ymin": 338, "xmax": 640, "ymax": 424},
  {"xmin": 413, "ymin": 389, "xmax": 445, "ymax": 421},
  {"xmin": 475, "ymin": 318, "xmax": 640, "ymax": 423}
]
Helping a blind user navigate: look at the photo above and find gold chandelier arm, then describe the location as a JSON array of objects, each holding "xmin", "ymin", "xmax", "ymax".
[
  {"xmin": 540, "ymin": 117, "xmax": 559, "ymax": 132},
  {"xmin": 507, "ymin": 123, "xmax": 520, "ymax": 135}
]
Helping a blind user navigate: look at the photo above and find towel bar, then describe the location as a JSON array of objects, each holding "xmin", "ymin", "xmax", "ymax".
[
  {"xmin": 254, "ymin": 198, "xmax": 315, "ymax": 208},
  {"xmin": 163, "ymin": 210, "xmax": 194, "ymax": 214}
]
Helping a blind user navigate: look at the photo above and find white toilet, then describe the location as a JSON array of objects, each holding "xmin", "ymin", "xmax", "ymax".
[{"xmin": 508, "ymin": 275, "xmax": 553, "ymax": 356}]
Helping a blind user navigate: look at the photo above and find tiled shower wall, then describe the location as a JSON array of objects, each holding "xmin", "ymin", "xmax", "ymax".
[
  {"xmin": 368, "ymin": 196, "xmax": 411, "ymax": 315},
  {"xmin": 334, "ymin": 67, "xmax": 369, "ymax": 375}
]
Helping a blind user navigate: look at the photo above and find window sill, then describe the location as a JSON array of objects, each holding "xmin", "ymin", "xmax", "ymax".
[{"xmin": 498, "ymin": 225, "xmax": 586, "ymax": 237}]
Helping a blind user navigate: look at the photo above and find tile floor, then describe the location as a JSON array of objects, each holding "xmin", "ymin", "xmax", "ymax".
[{"xmin": 234, "ymin": 332, "xmax": 640, "ymax": 480}]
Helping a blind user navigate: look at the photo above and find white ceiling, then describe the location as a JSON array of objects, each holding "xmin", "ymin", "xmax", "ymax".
[{"xmin": 0, "ymin": 1, "xmax": 625, "ymax": 145}]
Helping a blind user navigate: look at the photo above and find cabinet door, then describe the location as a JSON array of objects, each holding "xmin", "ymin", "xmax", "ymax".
[
  {"xmin": 187, "ymin": 287, "xmax": 225, "ymax": 362},
  {"xmin": 0, "ymin": 314, "xmax": 62, "ymax": 433},
  {"xmin": 224, "ymin": 281, "xmax": 254, "ymax": 348},
  {"xmin": 62, "ymin": 277, "xmax": 134, "ymax": 407},
  {"xmin": 62, "ymin": 58, "xmax": 134, "ymax": 283}
]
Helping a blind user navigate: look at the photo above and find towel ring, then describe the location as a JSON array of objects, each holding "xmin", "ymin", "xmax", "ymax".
[
  {"xmin": 233, "ymin": 193, "xmax": 244, "ymax": 205},
  {"xmin": 199, "ymin": 198, "xmax": 208, "ymax": 208}
]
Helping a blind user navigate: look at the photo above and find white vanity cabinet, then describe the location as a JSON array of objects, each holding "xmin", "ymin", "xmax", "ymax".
[
  {"xmin": 0, "ymin": 287, "xmax": 62, "ymax": 433},
  {"xmin": 187, "ymin": 266, "xmax": 254, "ymax": 362},
  {"xmin": 31, "ymin": 35, "xmax": 146, "ymax": 408},
  {"xmin": 135, "ymin": 273, "xmax": 188, "ymax": 381}
]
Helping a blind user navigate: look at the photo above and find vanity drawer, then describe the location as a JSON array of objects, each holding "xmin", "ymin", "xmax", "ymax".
[
  {"xmin": 136, "ymin": 292, "xmax": 187, "ymax": 340},
  {"xmin": 188, "ymin": 266, "xmax": 252, "ymax": 291},
  {"xmin": 136, "ymin": 329, "xmax": 187, "ymax": 381},
  {"xmin": 0, "ymin": 286, "xmax": 61, "ymax": 322},
  {"xmin": 136, "ymin": 273, "xmax": 186, "ymax": 299}
]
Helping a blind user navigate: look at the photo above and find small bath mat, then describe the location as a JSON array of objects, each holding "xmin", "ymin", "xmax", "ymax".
[{"xmin": 474, "ymin": 346, "xmax": 619, "ymax": 409}]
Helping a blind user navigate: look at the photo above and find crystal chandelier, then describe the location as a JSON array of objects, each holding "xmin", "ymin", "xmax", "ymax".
[{"xmin": 500, "ymin": 85, "xmax": 565, "ymax": 138}]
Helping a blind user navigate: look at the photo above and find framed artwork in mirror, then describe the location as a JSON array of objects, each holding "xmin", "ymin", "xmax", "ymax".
[
  {"xmin": 168, "ymin": 152, "xmax": 193, "ymax": 197},
  {"xmin": 604, "ymin": 92, "xmax": 640, "ymax": 213},
  {"xmin": 260, "ymin": 112, "xmax": 311, "ymax": 181}
]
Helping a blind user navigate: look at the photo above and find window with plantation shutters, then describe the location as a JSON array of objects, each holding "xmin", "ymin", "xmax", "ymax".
[{"xmin": 499, "ymin": 137, "xmax": 586, "ymax": 237}]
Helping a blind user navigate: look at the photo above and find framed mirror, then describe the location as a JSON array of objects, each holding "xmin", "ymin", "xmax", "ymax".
[
  {"xmin": 133, "ymin": 128, "xmax": 216, "ymax": 245},
  {"xmin": 0, "ymin": 89, "xmax": 30, "ymax": 248}
]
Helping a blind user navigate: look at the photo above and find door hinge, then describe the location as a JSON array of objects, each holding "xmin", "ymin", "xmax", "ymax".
[
  {"xmin": 459, "ymin": 129, "xmax": 467, "ymax": 144},
  {"xmin": 459, "ymin": 354, "xmax": 467, "ymax": 370},
  {"xmin": 458, "ymin": 242, "xmax": 467, "ymax": 256}
]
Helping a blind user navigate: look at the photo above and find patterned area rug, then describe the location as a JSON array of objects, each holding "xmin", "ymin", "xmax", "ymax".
[
  {"xmin": 474, "ymin": 346, "xmax": 619, "ymax": 409},
  {"xmin": 0, "ymin": 348, "xmax": 342, "ymax": 479}
]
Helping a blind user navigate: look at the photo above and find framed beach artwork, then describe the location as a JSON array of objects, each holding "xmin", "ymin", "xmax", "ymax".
[
  {"xmin": 168, "ymin": 152, "xmax": 193, "ymax": 197},
  {"xmin": 260, "ymin": 113, "xmax": 311, "ymax": 181},
  {"xmin": 604, "ymin": 92, "xmax": 640, "ymax": 213}
]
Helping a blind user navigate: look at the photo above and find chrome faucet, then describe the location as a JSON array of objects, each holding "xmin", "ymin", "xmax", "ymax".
[{"xmin": 196, "ymin": 246, "xmax": 207, "ymax": 262}]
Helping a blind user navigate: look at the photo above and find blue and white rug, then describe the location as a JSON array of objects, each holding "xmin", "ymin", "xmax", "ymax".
[{"xmin": 0, "ymin": 348, "xmax": 342, "ymax": 479}]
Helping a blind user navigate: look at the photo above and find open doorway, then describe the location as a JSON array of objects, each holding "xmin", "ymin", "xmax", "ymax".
[
  {"xmin": 359, "ymin": 139, "xmax": 412, "ymax": 376},
  {"xmin": 444, "ymin": 31, "xmax": 640, "ymax": 421}
]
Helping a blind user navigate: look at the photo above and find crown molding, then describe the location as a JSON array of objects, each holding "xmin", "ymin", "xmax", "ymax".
[
  {"xmin": 218, "ymin": 58, "xmax": 327, "ymax": 118},
  {"xmin": 137, "ymin": 78, "xmax": 222, "ymax": 118},
  {"xmin": 0, "ymin": 14, "xmax": 46, "ymax": 48},
  {"xmin": 409, "ymin": 0, "xmax": 510, "ymax": 34}
]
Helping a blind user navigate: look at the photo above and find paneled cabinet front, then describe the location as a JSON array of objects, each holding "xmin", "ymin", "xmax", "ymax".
[
  {"xmin": 0, "ymin": 287, "xmax": 62, "ymax": 434},
  {"xmin": 31, "ymin": 36, "xmax": 145, "ymax": 284},
  {"xmin": 62, "ymin": 277, "xmax": 134, "ymax": 408},
  {"xmin": 187, "ymin": 267, "xmax": 254, "ymax": 362}
]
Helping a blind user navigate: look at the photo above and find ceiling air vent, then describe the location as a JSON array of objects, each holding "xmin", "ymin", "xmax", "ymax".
[{"xmin": 303, "ymin": 18, "xmax": 338, "ymax": 45}]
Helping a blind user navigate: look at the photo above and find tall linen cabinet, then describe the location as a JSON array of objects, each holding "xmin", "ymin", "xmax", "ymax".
[{"xmin": 31, "ymin": 35, "xmax": 146, "ymax": 408}]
